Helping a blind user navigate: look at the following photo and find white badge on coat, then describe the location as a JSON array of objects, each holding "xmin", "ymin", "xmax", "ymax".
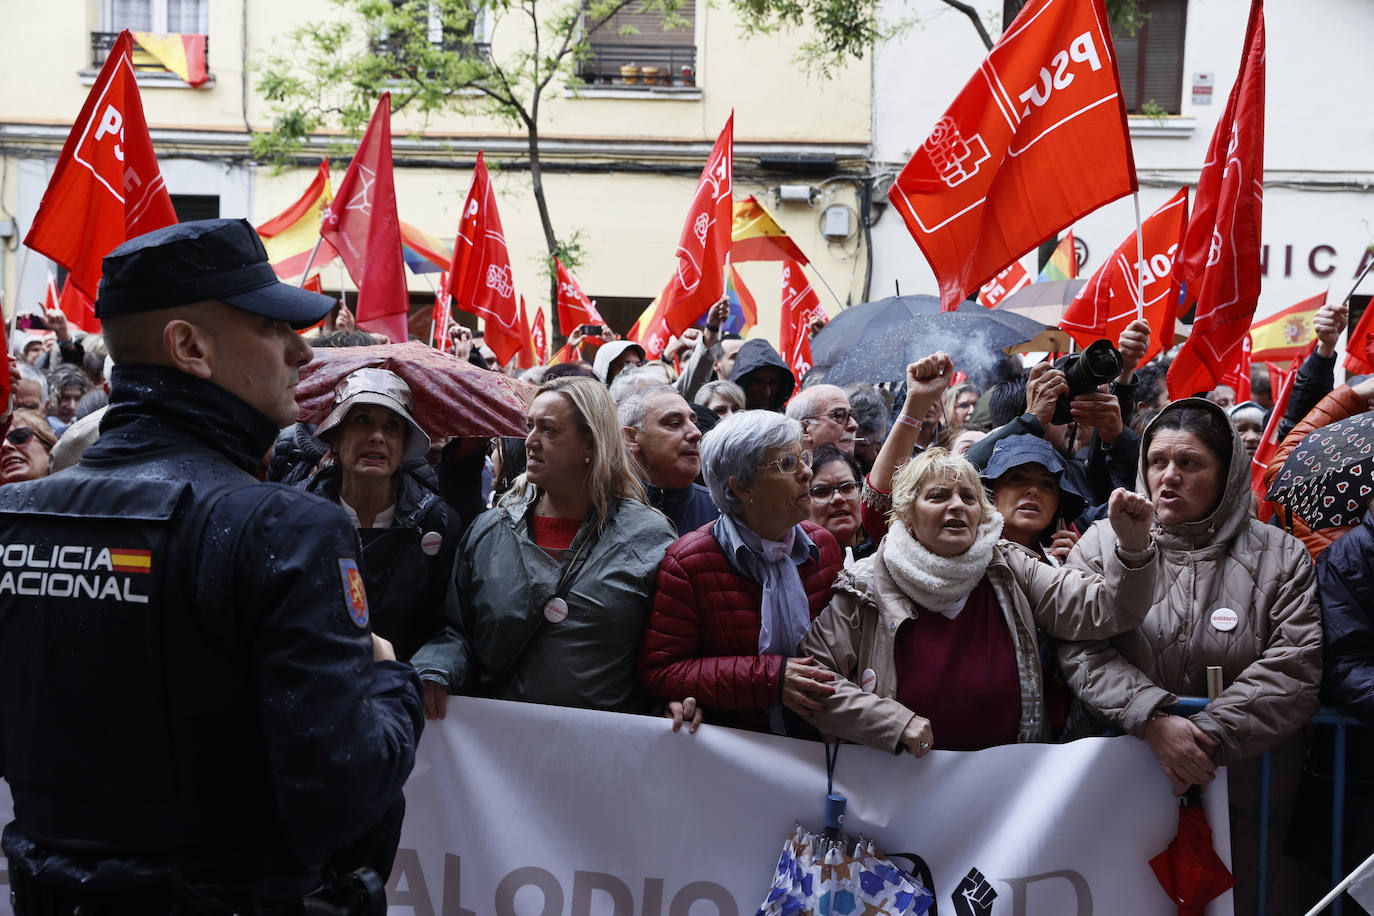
[
  {"xmin": 544, "ymin": 597, "xmax": 570, "ymax": 624},
  {"xmin": 1210, "ymin": 607, "xmax": 1239, "ymax": 632},
  {"xmin": 421, "ymin": 531, "xmax": 443, "ymax": 556},
  {"xmin": 860, "ymin": 668, "xmax": 878, "ymax": 693}
]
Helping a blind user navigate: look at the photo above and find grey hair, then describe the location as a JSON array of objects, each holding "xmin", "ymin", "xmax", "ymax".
[
  {"xmin": 701, "ymin": 409, "xmax": 803, "ymax": 515},
  {"xmin": 518, "ymin": 366, "xmax": 547, "ymax": 385},
  {"xmin": 694, "ymin": 379, "xmax": 745, "ymax": 410},
  {"xmin": 608, "ymin": 365, "xmax": 660, "ymax": 404},
  {"xmin": 616, "ymin": 383, "xmax": 677, "ymax": 431},
  {"xmin": 784, "ymin": 383, "xmax": 845, "ymax": 421},
  {"xmin": 18, "ymin": 362, "xmax": 48, "ymax": 400}
]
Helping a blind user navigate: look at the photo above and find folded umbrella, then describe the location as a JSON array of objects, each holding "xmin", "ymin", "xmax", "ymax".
[
  {"xmin": 296, "ymin": 340, "xmax": 536, "ymax": 439},
  {"xmin": 1266, "ymin": 410, "xmax": 1374, "ymax": 531},
  {"xmin": 1149, "ymin": 799, "xmax": 1235, "ymax": 916}
]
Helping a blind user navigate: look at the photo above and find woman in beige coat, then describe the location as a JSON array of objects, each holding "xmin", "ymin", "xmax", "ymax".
[
  {"xmin": 1056, "ymin": 397, "xmax": 1322, "ymax": 912},
  {"xmin": 791, "ymin": 446, "xmax": 1157, "ymax": 756}
]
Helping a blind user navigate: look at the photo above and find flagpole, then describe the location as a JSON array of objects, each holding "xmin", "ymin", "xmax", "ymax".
[
  {"xmin": 419, "ymin": 273, "xmax": 439, "ymax": 349},
  {"xmin": 1341, "ymin": 248, "xmax": 1374, "ymax": 305},
  {"xmin": 297, "ymin": 236, "xmax": 325, "ymax": 288},
  {"xmin": 1132, "ymin": 191, "xmax": 1146, "ymax": 322},
  {"xmin": 804, "ymin": 262, "xmax": 847, "ymax": 312},
  {"xmin": 8, "ymin": 245, "xmax": 32, "ymax": 341},
  {"xmin": 1303, "ymin": 849, "xmax": 1374, "ymax": 916},
  {"xmin": 338, "ymin": 261, "xmax": 348, "ymax": 314}
]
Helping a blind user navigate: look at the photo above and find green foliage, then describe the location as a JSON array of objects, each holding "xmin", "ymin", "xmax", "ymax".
[{"xmin": 1137, "ymin": 98, "xmax": 1169, "ymax": 122}]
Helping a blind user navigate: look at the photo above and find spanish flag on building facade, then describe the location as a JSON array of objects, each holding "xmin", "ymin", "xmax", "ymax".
[{"xmin": 131, "ymin": 33, "xmax": 208, "ymax": 87}]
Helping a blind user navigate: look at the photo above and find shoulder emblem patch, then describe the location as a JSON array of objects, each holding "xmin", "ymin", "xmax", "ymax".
[{"xmin": 338, "ymin": 558, "xmax": 369, "ymax": 628}]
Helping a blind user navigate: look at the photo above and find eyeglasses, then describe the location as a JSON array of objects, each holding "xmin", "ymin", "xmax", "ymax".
[
  {"xmin": 805, "ymin": 408, "xmax": 853, "ymax": 425},
  {"xmin": 809, "ymin": 480, "xmax": 859, "ymax": 502},
  {"xmin": 756, "ymin": 450, "xmax": 812, "ymax": 476},
  {"xmin": 5, "ymin": 427, "xmax": 37, "ymax": 447}
]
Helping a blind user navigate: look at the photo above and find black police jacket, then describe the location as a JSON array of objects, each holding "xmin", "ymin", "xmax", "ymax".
[
  {"xmin": 303, "ymin": 462, "xmax": 462, "ymax": 663},
  {"xmin": 0, "ymin": 364, "xmax": 424, "ymax": 902}
]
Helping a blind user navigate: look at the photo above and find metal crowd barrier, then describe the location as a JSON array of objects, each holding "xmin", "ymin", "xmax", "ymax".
[{"xmin": 1171, "ymin": 697, "xmax": 1365, "ymax": 916}]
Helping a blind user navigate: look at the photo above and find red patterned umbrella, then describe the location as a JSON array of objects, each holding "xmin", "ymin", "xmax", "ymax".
[
  {"xmin": 296, "ymin": 341, "xmax": 535, "ymax": 439},
  {"xmin": 1149, "ymin": 801, "xmax": 1236, "ymax": 915}
]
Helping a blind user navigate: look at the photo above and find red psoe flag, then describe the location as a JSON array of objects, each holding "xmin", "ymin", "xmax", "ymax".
[
  {"xmin": 1168, "ymin": 1, "xmax": 1265, "ymax": 399},
  {"xmin": 780, "ymin": 261, "xmax": 825, "ymax": 385},
  {"xmin": 531, "ymin": 307, "xmax": 549, "ymax": 364},
  {"xmin": 321, "ymin": 93, "xmax": 410, "ymax": 343},
  {"xmin": 1345, "ymin": 298, "xmax": 1374, "ymax": 375},
  {"xmin": 24, "ymin": 30, "xmax": 177, "ymax": 300},
  {"xmin": 977, "ymin": 260, "xmax": 1031, "ymax": 309},
  {"xmin": 887, "ymin": 0, "xmax": 1136, "ymax": 312},
  {"xmin": 1061, "ymin": 186, "xmax": 1189, "ymax": 363},
  {"xmin": 1220, "ymin": 332, "xmax": 1253, "ymax": 402},
  {"xmin": 444, "ymin": 152, "xmax": 522, "ymax": 366},
  {"xmin": 432, "ymin": 272, "xmax": 452, "ymax": 354},
  {"xmin": 515, "ymin": 296, "xmax": 537, "ymax": 370},
  {"xmin": 555, "ymin": 258, "xmax": 604, "ymax": 336},
  {"xmin": 653, "ymin": 113, "xmax": 733, "ymax": 353}
]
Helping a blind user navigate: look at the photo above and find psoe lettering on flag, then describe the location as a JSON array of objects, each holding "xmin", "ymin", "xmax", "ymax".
[
  {"xmin": 887, "ymin": 0, "xmax": 1136, "ymax": 311},
  {"xmin": 977, "ymin": 260, "xmax": 1031, "ymax": 309}
]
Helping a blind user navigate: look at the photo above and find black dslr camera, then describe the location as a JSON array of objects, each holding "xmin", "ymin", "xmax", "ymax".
[{"xmin": 1050, "ymin": 339, "xmax": 1122, "ymax": 425}]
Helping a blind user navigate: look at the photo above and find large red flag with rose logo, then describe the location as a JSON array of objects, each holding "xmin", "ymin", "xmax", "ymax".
[
  {"xmin": 1168, "ymin": 1, "xmax": 1265, "ymax": 399},
  {"xmin": 887, "ymin": 0, "xmax": 1136, "ymax": 311},
  {"xmin": 444, "ymin": 152, "xmax": 522, "ymax": 366},
  {"xmin": 555, "ymin": 258, "xmax": 604, "ymax": 336},
  {"xmin": 780, "ymin": 261, "xmax": 825, "ymax": 385},
  {"xmin": 1061, "ymin": 186, "xmax": 1189, "ymax": 363},
  {"xmin": 321, "ymin": 93, "xmax": 410, "ymax": 343},
  {"xmin": 24, "ymin": 31, "xmax": 177, "ymax": 301},
  {"xmin": 650, "ymin": 114, "xmax": 733, "ymax": 355}
]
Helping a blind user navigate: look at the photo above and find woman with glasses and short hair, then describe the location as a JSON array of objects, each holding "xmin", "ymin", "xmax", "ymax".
[
  {"xmin": 806, "ymin": 445, "xmax": 874, "ymax": 562},
  {"xmin": 638, "ymin": 410, "xmax": 845, "ymax": 737},
  {"xmin": 1, "ymin": 410, "xmax": 58, "ymax": 485}
]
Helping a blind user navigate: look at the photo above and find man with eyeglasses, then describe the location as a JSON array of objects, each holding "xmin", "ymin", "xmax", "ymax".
[{"xmin": 785, "ymin": 384, "xmax": 861, "ymax": 457}]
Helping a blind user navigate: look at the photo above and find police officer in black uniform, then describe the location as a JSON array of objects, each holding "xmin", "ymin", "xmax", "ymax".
[{"xmin": 0, "ymin": 219, "xmax": 424, "ymax": 914}]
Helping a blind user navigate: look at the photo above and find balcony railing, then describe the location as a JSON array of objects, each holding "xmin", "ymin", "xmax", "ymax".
[
  {"xmin": 575, "ymin": 43, "xmax": 696, "ymax": 88},
  {"xmin": 91, "ymin": 31, "xmax": 209, "ymax": 76}
]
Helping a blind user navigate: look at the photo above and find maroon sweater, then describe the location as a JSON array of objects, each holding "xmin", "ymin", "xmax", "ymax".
[{"xmin": 893, "ymin": 577, "xmax": 1020, "ymax": 751}]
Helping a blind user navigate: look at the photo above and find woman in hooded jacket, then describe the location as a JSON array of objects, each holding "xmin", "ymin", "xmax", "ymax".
[{"xmin": 1055, "ymin": 397, "xmax": 1322, "ymax": 913}]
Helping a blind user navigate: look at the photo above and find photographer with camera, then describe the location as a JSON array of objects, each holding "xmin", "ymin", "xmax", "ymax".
[{"xmin": 964, "ymin": 320, "xmax": 1151, "ymax": 529}]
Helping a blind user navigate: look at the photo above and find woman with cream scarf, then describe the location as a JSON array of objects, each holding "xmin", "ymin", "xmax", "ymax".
[{"xmin": 794, "ymin": 445, "xmax": 1157, "ymax": 756}]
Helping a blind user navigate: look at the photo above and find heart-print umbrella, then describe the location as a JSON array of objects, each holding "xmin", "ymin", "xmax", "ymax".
[{"xmin": 1266, "ymin": 410, "xmax": 1374, "ymax": 530}]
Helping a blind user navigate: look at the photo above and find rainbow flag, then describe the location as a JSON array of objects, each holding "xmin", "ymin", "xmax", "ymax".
[
  {"xmin": 1037, "ymin": 232, "xmax": 1078, "ymax": 282},
  {"xmin": 723, "ymin": 265, "xmax": 757, "ymax": 335},
  {"xmin": 398, "ymin": 220, "xmax": 452, "ymax": 274}
]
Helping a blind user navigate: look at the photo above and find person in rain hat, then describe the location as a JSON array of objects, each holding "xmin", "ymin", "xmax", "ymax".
[
  {"xmin": 593, "ymin": 339, "xmax": 646, "ymax": 386},
  {"xmin": 0, "ymin": 218, "xmax": 422, "ymax": 911},
  {"xmin": 980, "ymin": 434, "xmax": 1086, "ymax": 564},
  {"xmin": 303, "ymin": 368, "xmax": 463, "ymax": 686}
]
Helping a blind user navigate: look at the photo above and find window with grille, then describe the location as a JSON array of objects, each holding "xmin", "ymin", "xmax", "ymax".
[
  {"xmin": 103, "ymin": 0, "xmax": 209, "ymax": 33},
  {"xmin": 578, "ymin": 1, "xmax": 697, "ymax": 87},
  {"xmin": 1112, "ymin": 0, "xmax": 1187, "ymax": 115}
]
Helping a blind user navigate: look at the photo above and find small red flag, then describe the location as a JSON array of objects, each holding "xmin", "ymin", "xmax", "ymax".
[
  {"xmin": 653, "ymin": 114, "xmax": 733, "ymax": 353},
  {"xmin": 780, "ymin": 261, "xmax": 825, "ymax": 385},
  {"xmin": 444, "ymin": 152, "xmax": 522, "ymax": 366},
  {"xmin": 1168, "ymin": 1, "xmax": 1265, "ymax": 399},
  {"xmin": 531, "ymin": 307, "xmax": 549, "ymax": 364},
  {"xmin": 432, "ymin": 272, "xmax": 452, "ymax": 353},
  {"xmin": 1220, "ymin": 333, "xmax": 1253, "ymax": 402},
  {"xmin": 887, "ymin": 0, "xmax": 1136, "ymax": 311},
  {"xmin": 977, "ymin": 260, "xmax": 1031, "ymax": 309},
  {"xmin": 24, "ymin": 31, "xmax": 177, "ymax": 301},
  {"xmin": 515, "ymin": 296, "xmax": 537, "ymax": 370},
  {"xmin": 1251, "ymin": 352, "xmax": 1302, "ymax": 516},
  {"xmin": 58, "ymin": 276, "xmax": 100, "ymax": 334},
  {"xmin": 1343, "ymin": 299, "xmax": 1374, "ymax": 375},
  {"xmin": 555, "ymin": 258, "xmax": 605, "ymax": 337},
  {"xmin": 1061, "ymin": 186, "xmax": 1189, "ymax": 363},
  {"xmin": 321, "ymin": 93, "xmax": 410, "ymax": 343}
]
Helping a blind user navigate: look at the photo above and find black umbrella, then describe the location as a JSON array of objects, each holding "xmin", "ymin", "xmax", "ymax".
[
  {"xmin": 1266, "ymin": 411, "xmax": 1374, "ymax": 530},
  {"xmin": 821, "ymin": 314, "xmax": 1035, "ymax": 387},
  {"xmin": 810, "ymin": 294, "xmax": 942, "ymax": 368}
]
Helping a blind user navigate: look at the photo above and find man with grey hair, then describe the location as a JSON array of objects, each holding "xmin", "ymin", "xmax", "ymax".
[
  {"xmin": 608, "ymin": 365, "xmax": 662, "ymax": 404},
  {"xmin": 785, "ymin": 383, "xmax": 859, "ymax": 457},
  {"xmin": 619, "ymin": 384, "xmax": 717, "ymax": 534}
]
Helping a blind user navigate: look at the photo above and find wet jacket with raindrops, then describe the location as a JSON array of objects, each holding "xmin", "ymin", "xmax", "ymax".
[{"xmin": 0, "ymin": 364, "xmax": 423, "ymax": 902}]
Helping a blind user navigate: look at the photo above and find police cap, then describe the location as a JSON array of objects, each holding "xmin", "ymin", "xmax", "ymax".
[{"xmin": 96, "ymin": 218, "xmax": 336, "ymax": 329}]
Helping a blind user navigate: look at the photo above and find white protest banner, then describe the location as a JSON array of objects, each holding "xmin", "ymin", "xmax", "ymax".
[{"xmin": 0, "ymin": 697, "xmax": 1234, "ymax": 915}]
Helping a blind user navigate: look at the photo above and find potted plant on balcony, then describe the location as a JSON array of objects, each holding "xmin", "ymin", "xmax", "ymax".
[
  {"xmin": 640, "ymin": 65, "xmax": 661, "ymax": 85},
  {"xmin": 619, "ymin": 62, "xmax": 640, "ymax": 84}
]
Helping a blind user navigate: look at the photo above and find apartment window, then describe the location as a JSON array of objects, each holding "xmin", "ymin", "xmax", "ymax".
[
  {"xmin": 1112, "ymin": 0, "xmax": 1187, "ymax": 115},
  {"xmin": 170, "ymin": 194, "xmax": 220, "ymax": 223},
  {"xmin": 577, "ymin": 0, "xmax": 696, "ymax": 88},
  {"xmin": 103, "ymin": 0, "xmax": 209, "ymax": 33},
  {"xmin": 375, "ymin": 1, "xmax": 490, "ymax": 60}
]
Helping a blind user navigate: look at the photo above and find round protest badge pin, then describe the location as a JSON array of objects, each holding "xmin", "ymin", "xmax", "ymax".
[
  {"xmin": 420, "ymin": 531, "xmax": 443, "ymax": 556},
  {"xmin": 1210, "ymin": 607, "xmax": 1239, "ymax": 632},
  {"xmin": 544, "ymin": 597, "xmax": 570, "ymax": 624},
  {"xmin": 860, "ymin": 668, "xmax": 878, "ymax": 693}
]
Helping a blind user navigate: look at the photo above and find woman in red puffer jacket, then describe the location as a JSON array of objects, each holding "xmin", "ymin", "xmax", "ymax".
[{"xmin": 638, "ymin": 410, "xmax": 844, "ymax": 737}]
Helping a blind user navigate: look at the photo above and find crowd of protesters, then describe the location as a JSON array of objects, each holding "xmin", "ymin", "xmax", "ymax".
[{"xmin": 7, "ymin": 266, "xmax": 1374, "ymax": 912}]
